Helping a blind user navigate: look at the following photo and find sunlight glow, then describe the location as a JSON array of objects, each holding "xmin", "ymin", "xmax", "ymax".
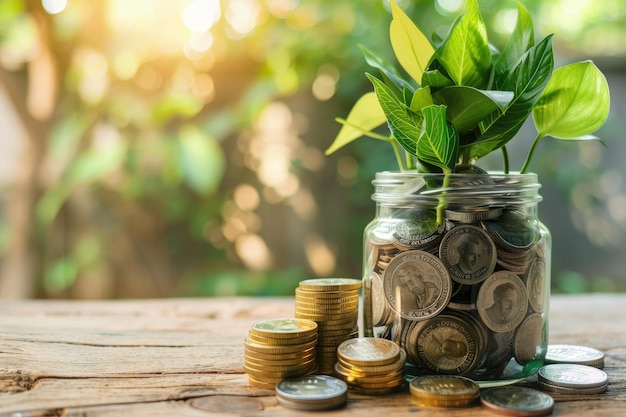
[
  {"xmin": 305, "ymin": 234, "xmax": 336, "ymax": 277},
  {"xmin": 42, "ymin": 0, "xmax": 67, "ymax": 15},
  {"xmin": 182, "ymin": 0, "xmax": 221, "ymax": 32}
]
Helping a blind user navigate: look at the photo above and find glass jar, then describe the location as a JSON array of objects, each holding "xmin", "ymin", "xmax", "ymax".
[{"xmin": 362, "ymin": 171, "xmax": 551, "ymax": 382}]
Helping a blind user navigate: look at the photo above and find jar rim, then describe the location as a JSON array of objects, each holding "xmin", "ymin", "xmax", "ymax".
[{"xmin": 372, "ymin": 171, "xmax": 542, "ymax": 207}]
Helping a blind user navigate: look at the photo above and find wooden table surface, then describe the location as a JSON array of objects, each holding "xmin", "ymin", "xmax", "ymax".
[{"xmin": 0, "ymin": 294, "xmax": 624, "ymax": 416}]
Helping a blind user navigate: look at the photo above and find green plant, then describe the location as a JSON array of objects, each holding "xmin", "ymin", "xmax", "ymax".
[{"xmin": 326, "ymin": 0, "xmax": 611, "ymax": 175}]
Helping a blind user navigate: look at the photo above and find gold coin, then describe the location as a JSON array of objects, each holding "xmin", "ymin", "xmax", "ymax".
[
  {"xmin": 476, "ymin": 271, "xmax": 529, "ymax": 333},
  {"xmin": 247, "ymin": 332, "xmax": 317, "ymax": 346},
  {"xmin": 244, "ymin": 351, "xmax": 316, "ymax": 366},
  {"xmin": 336, "ymin": 349, "xmax": 406, "ymax": 375},
  {"xmin": 244, "ymin": 357, "xmax": 317, "ymax": 373},
  {"xmin": 334, "ymin": 362, "xmax": 404, "ymax": 382},
  {"xmin": 295, "ymin": 306, "xmax": 358, "ymax": 318},
  {"xmin": 244, "ymin": 345, "xmax": 316, "ymax": 361},
  {"xmin": 345, "ymin": 377, "xmax": 404, "ymax": 390},
  {"xmin": 298, "ymin": 278, "xmax": 362, "ymax": 292},
  {"xmin": 249, "ymin": 318, "xmax": 317, "ymax": 339},
  {"xmin": 243, "ymin": 338, "xmax": 316, "ymax": 354},
  {"xmin": 337, "ymin": 337, "xmax": 401, "ymax": 367},
  {"xmin": 409, "ymin": 375, "xmax": 479, "ymax": 405},
  {"xmin": 243, "ymin": 363, "xmax": 317, "ymax": 379},
  {"xmin": 295, "ymin": 302, "xmax": 359, "ymax": 312},
  {"xmin": 295, "ymin": 314, "xmax": 358, "ymax": 326},
  {"xmin": 247, "ymin": 375, "xmax": 278, "ymax": 389},
  {"xmin": 295, "ymin": 287, "xmax": 360, "ymax": 300}
]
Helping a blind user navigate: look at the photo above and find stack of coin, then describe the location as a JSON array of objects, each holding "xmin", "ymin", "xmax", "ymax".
[
  {"xmin": 243, "ymin": 318, "xmax": 318, "ymax": 389},
  {"xmin": 409, "ymin": 375, "xmax": 480, "ymax": 407},
  {"xmin": 334, "ymin": 337, "xmax": 406, "ymax": 394},
  {"xmin": 538, "ymin": 364, "xmax": 608, "ymax": 394},
  {"xmin": 275, "ymin": 375, "xmax": 348, "ymax": 411},
  {"xmin": 295, "ymin": 278, "xmax": 361, "ymax": 375}
]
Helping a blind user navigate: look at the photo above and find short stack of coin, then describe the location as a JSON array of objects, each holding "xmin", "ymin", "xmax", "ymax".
[
  {"xmin": 538, "ymin": 364, "xmax": 609, "ymax": 394},
  {"xmin": 295, "ymin": 278, "xmax": 361, "ymax": 374},
  {"xmin": 334, "ymin": 337, "xmax": 406, "ymax": 394},
  {"xmin": 409, "ymin": 375, "xmax": 480, "ymax": 407},
  {"xmin": 545, "ymin": 344, "xmax": 605, "ymax": 369},
  {"xmin": 244, "ymin": 318, "xmax": 318, "ymax": 389}
]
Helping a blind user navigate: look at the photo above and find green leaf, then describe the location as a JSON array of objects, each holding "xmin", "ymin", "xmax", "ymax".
[
  {"xmin": 389, "ymin": 0, "xmax": 435, "ymax": 85},
  {"xmin": 359, "ymin": 44, "xmax": 414, "ymax": 93},
  {"xmin": 410, "ymin": 87, "xmax": 434, "ymax": 112},
  {"xmin": 422, "ymin": 67, "xmax": 455, "ymax": 90},
  {"xmin": 433, "ymin": 86, "xmax": 514, "ymax": 134},
  {"xmin": 417, "ymin": 105, "xmax": 459, "ymax": 172},
  {"xmin": 435, "ymin": 0, "xmax": 492, "ymax": 88},
  {"xmin": 494, "ymin": 3, "xmax": 534, "ymax": 73},
  {"xmin": 465, "ymin": 35, "xmax": 554, "ymax": 160},
  {"xmin": 533, "ymin": 61, "xmax": 610, "ymax": 139},
  {"xmin": 325, "ymin": 92, "xmax": 387, "ymax": 155},
  {"xmin": 366, "ymin": 73, "xmax": 421, "ymax": 156}
]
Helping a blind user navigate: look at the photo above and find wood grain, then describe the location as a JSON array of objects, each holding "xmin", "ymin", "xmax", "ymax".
[{"xmin": 0, "ymin": 295, "xmax": 624, "ymax": 416}]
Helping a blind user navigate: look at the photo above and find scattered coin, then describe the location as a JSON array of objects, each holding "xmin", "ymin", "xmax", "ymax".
[
  {"xmin": 545, "ymin": 344, "xmax": 605, "ymax": 369},
  {"xmin": 480, "ymin": 386, "xmax": 554, "ymax": 416},
  {"xmin": 409, "ymin": 375, "xmax": 479, "ymax": 407},
  {"xmin": 275, "ymin": 375, "xmax": 348, "ymax": 411}
]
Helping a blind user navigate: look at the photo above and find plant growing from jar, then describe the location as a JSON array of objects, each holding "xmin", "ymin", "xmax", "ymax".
[{"xmin": 325, "ymin": 0, "xmax": 611, "ymax": 381}]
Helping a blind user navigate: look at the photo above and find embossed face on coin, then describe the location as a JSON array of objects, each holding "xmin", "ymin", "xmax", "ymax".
[
  {"xmin": 383, "ymin": 250, "xmax": 451, "ymax": 320},
  {"xmin": 440, "ymin": 225, "xmax": 496, "ymax": 284},
  {"xmin": 477, "ymin": 271, "xmax": 528, "ymax": 333}
]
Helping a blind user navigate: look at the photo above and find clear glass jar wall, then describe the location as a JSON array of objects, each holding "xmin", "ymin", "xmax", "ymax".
[{"xmin": 362, "ymin": 171, "xmax": 551, "ymax": 381}]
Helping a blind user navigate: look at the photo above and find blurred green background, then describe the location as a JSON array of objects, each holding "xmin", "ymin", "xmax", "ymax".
[{"xmin": 0, "ymin": 0, "xmax": 625, "ymax": 299}]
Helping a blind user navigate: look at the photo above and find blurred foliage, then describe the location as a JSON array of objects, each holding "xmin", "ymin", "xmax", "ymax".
[{"xmin": 0, "ymin": 0, "xmax": 625, "ymax": 298}]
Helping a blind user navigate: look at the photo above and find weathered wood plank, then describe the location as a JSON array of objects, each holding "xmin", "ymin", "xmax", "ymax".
[{"xmin": 0, "ymin": 295, "xmax": 624, "ymax": 416}]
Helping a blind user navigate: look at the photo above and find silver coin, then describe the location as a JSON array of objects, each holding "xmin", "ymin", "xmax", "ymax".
[
  {"xmin": 275, "ymin": 375, "xmax": 347, "ymax": 410},
  {"xmin": 538, "ymin": 364, "xmax": 608, "ymax": 389},
  {"xmin": 480, "ymin": 386, "xmax": 554, "ymax": 417},
  {"xmin": 383, "ymin": 250, "xmax": 451, "ymax": 320},
  {"xmin": 538, "ymin": 380, "xmax": 608, "ymax": 395},
  {"xmin": 526, "ymin": 257, "xmax": 546, "ymax": 313},
  {"xmin": 439, "ymin": 225, "xmax": 496, "ymax": 285},
  {"xmin": 514, "ymin": 313, "xmax": 545, "ymax": 365},
  {"xmin": 545, "ymin": 344, "xmax": 605, "ymax": 369},
  {"xmin": 477, "ymin": 271, "xmax": 529, "ymax": 333}
]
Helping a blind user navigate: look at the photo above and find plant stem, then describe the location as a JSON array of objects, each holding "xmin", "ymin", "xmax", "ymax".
[
  {"xmin": 501, "ymin": 146, "xmax": 510, "ymax": 174},
  {"xmin": 520, "ymin": 132, "xmax": 544, "ymax": 174},
  {"xmin": 435, "ymin": 170, "xmax": 450, "ymax": 225},
  {"xmin": 390, "ymin": 139, "xmax": 406, "ymax": 171}
]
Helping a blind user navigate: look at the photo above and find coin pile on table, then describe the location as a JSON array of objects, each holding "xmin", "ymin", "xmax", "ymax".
[
  {"xmin": 243, "ymin": 318, "xmax": 318, "ymax": 389},
  {"xmin": 275, "ymin": 375, "xmax": 348, "ymax": 411},
  {"xmin": 480, "ymin": 386, "xmax": 554, "ymax": 417},
  {"xmin": 538, "ymin": 363, "xmax": 609, "ymax": 394},
  {"xmin": 334, "ymin": 337, "xmax": 406, "ymax": 394},
  {"xmin": 409, "ymin": 375, "xmax": 479, "ymax": 407},
  {"xmin": 294, "ymin": 278, "xmax": 361, "ymax": 375}
]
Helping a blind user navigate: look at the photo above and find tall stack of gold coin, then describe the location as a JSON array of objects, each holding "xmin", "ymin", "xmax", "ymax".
[
  {"xmin": 334, "ymin": 337, "xmax": 406, "ymax": 394},
  {"xmin": 244, "ymin": 318, "xmax": 318, "ymax": 389},
  {"xmin": 294, "ymin": 278, "xmax": 361, "ymax": 375}
]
